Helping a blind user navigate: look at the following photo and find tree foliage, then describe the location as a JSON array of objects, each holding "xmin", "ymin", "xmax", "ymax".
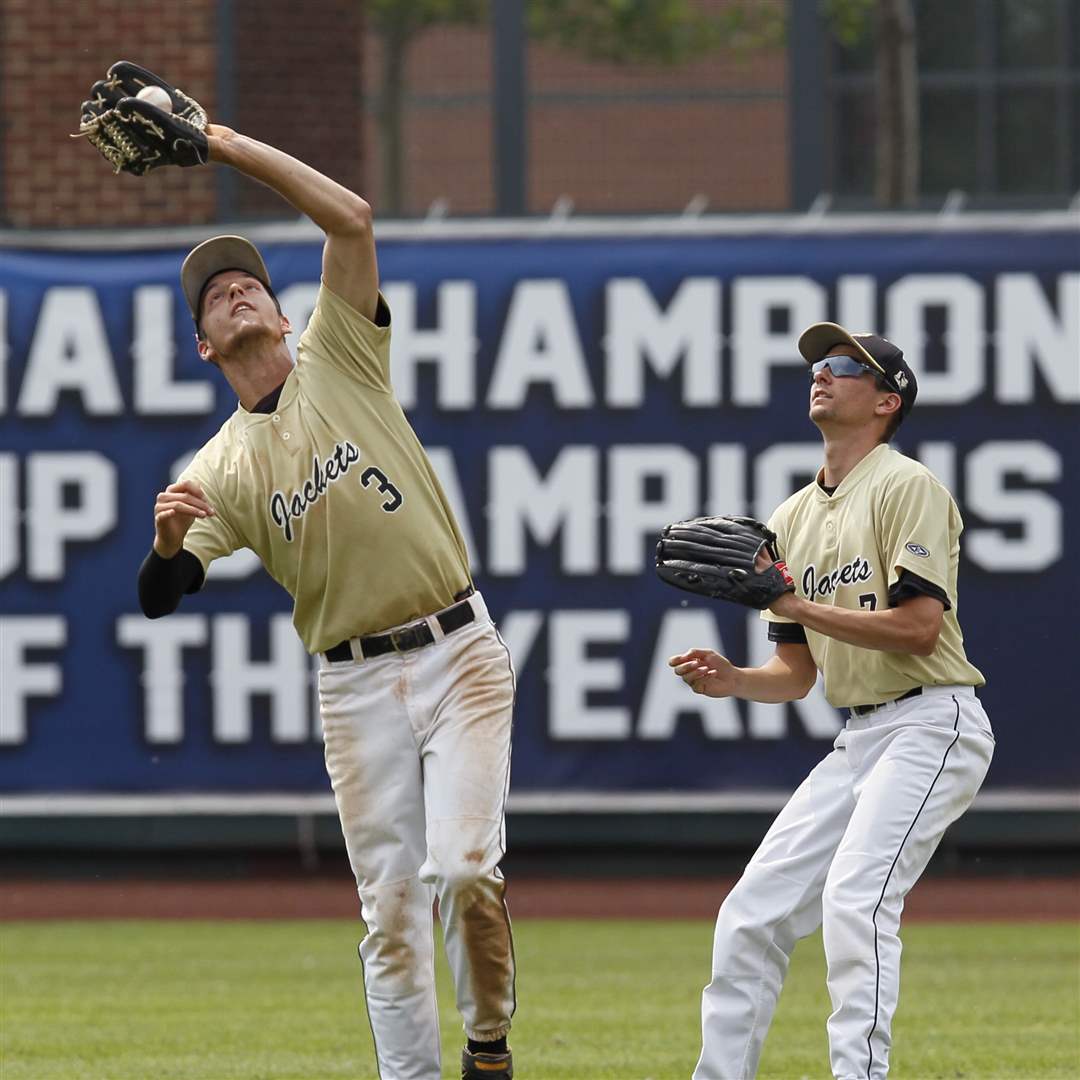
[
  {"xmin": 369, "ymin": 0, "xmax": 486, "ymax": 43},
  {"xmin": 527, "ymin": 0, "xmax": 783, "ymax": 65},
  {"xmin": 369, "ymin": 0, "xmax": 784, "ymax": 64},
  {"xmin": 820, "ymin": 0, "xmax": 876, "ymax": 46}
]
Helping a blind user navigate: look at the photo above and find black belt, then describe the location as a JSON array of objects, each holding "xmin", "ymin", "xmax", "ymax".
[
  {"xmin": 324, "ymin": 587, "xmax": 475, "ymax": 663},
  {"xmin": 850, "ymin": 686, "xmax": 923, "ymax": 718}
]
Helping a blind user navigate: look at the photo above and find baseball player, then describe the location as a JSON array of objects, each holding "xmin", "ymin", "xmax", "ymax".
[
  {"xmin": 83, "ymin": 63, "xmax": 516, "ymax": 1080},
  {"xmin": 666, "ymin": 324, "xmax": 995, "ymax": 1078}
]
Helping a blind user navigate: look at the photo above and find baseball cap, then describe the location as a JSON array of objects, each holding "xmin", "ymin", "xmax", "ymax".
[
  {"xmin": 798, "ymin": 321, "xmax": 918, "ymax": 416},
  {"xmin": 180, "ymin": 235, "xmax": 272, "ymax": 321}
]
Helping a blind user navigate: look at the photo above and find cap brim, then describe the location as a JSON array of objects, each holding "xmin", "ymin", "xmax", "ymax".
[
  {"xmin": 181, "ymin": 236, "xmax": 271, "ymax": 320},
  {"xmin": 797, "ymin": 322, "xmax": 886, "ymax": 377}
]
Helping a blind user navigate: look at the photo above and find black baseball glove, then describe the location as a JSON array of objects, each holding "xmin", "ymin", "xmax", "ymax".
[
  {"xmin": 75, "ymin": 61, "xmax": 208, "ymax": 175},
  {"xmin": 655, "ymin": 515, "xmax": 796, "ymax": 610}
]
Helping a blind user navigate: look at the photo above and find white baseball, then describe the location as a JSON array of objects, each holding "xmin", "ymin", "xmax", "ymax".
[{"xmin": 135, "ymin": 85, "xmax": 172, "ymax": 113}]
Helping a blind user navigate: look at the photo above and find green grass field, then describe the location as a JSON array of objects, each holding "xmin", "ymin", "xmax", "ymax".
[{"xmin": 2, "ymin": 919, "xmax": 1077, "ymax": 1079}]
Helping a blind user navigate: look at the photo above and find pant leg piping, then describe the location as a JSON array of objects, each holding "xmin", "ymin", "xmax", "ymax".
[
  {"xmin": 864, "ymin": 695, "xmax": 961, "ymax": 1078},
  {"xmin": 492, "ymin": 622, "xmax": 518, "ymax": 1023}
]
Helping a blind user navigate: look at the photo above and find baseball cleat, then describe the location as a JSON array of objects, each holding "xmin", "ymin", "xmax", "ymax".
[{"xmin": 461, "ymin": 1045, "xmax": 513, "ymax": 1079}]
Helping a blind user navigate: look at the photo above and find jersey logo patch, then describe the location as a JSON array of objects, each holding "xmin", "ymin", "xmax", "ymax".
[
  {"xmin": 802, "ymin": 555, "xmax": 874, "ymax": 600},
  {"xmin": 905, "ymin": 542, "xmax": 931, "ymax": 557}
]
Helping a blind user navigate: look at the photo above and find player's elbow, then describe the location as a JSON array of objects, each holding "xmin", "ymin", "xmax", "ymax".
[
  {"xmin": 140, "ymin": 600, "xmax": 177, "ymax": 619},
  {"xmin": 894, "ymin": 598, "xmax": 944, "ymax": 656},
  {"xmin": 913, "ymin": 633, "xmax": 940, "ymax": 657},
  {"xmin": 340, "ymin": 195, "xmax": 372, "ymax": 236},
  {"xmin": 138, "ymin": 589, "xmax": 181, "ymax": 620},
  {"xmin": 908, "ymin": 621, "xmax": 942, "ymax": 656}
]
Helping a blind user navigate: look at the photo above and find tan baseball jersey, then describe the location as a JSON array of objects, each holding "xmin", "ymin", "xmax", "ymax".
[
  {"xmin": 762, "ymin": 443, "xmax": 984, "ymax": 708},
  {"xmin": 179, "ymin": 282, "xmax": 471, "ymax": 654}
]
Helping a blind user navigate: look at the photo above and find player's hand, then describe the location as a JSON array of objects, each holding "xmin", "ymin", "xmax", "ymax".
[
  {"xmin": 668, "ymin": 649, "xmax": 742, "ymax": 698},
  {"xmin": 153, "ymin": 480, "xmax": 214, "ymax": 558}
]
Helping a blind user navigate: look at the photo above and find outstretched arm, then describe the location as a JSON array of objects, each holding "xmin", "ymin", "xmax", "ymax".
[
  {"xmin": 78, "ymin": 66, "xmax": 377, "ymax": 319},
  {"xmin": 206, "ymin": 126, "xmax": 378, "ymax": 321}
]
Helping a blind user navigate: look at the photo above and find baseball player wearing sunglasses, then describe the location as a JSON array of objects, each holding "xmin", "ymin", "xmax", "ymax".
[{"xmin": 671, "ymin": 322, "xmax": 993, "ymax": 1079}]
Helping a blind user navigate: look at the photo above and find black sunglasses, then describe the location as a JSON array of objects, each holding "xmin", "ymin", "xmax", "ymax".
[{"xmin": 809, "ymin": 355, "xmax": 879, "ymax": 380}]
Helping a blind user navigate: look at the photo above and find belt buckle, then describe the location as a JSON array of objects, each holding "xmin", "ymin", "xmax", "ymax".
[{"xmin": 390, "ymin": 624, "xmax": 420, "ymax": 652}]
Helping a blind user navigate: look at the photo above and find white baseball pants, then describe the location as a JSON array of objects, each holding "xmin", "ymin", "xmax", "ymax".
[
  {"xmin": 693, "ymin": 685, "xmax": 994, "ymax": 1080},
  {"xmin": 317, "ymin": 592, "xmax": 516, "ymax": 1080}
]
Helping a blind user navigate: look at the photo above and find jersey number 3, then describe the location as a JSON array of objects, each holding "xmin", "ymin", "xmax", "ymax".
[{"xmin": 361, "ymin": 466, "xmax": 403, "ymax": 512}]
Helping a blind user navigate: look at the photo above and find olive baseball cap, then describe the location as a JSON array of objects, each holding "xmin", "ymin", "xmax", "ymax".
[
  {"xmin": 798, "ymin": 321, "xmax": 918, "ymax": 416},
  {"xmin": 181, "ymin": 235, "xmax": 272, "ymax": 321}
]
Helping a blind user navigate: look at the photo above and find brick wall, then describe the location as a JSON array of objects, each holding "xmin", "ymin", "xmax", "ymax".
[
  {"xmin": 227, "ymin": 0, "xmax": 364, "ymax": 220},
  {"xmin": 527, "ymin": 38, "xmax": 787, "ymax": 214},
  {"xmin": 0, "ymin": 0, "xmax": 364, "ymax": 228},
  {"xmin": 362, "ymin": 10, "xmax": 789, "ymax": 217},
  {"xmin": 2, "ymin": 0, "xmax": 220, "ymax": 227},
  {"xmin": 3, "ymin": 0, "xmax": 786, "ymax": 227}
]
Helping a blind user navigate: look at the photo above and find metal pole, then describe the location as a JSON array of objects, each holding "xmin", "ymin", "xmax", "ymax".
[
  {"xmin": 492, "ymin": 0, "xmax": 527, "ymax": 216},
  {"xmin": 788, "ymin": 0, "xmax": 828, "ymax": 211},
  {"xmin": 216, "ymin": 0, "xmax": 237, "ymax": 221}
]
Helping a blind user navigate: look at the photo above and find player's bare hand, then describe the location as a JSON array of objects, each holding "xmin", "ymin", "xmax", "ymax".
[
  {"xmin": 154, "ymin": 480, "xmax": 214, "ymax": 558},
  {"xmin": 668, "ymin": 648, "xmax": 742, "ymax": 698}
]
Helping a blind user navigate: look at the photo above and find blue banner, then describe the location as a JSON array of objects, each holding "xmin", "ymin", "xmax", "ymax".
[{"xmin": 1, "ymin": 225, "xmax": 1077, "ymax": 797}]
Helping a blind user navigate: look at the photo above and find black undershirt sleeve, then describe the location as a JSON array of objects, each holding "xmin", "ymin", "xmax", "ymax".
[
  {"xmin": 888, "ymin": 568, "xmax": 951, "ymax": 611},
  {"xmin": 138, "ymin": 548, "xmax": 205, "ymax": 618},
  {"xmin": 767, "ymin": 621, "xmax": 809, "ymax": 645}
]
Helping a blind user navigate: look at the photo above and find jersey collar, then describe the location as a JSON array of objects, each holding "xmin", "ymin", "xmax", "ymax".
[
  {"xmin": 233, "ymin": 365, "xmax": 298, "ymax": 423},
  {"xmin": 250, "ymin": 379, "xmax": 287, "ymax": 415},
  {"xmin": 813, "ymin": 443, "xmax": 891, "ymax": 502}
]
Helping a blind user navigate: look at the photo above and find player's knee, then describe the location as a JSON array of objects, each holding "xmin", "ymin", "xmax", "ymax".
[
  {"xmin": 714, "ymin": 876, "xmax": 774, "ymax": 942},
  {"xmin": 822, "ymin": 866, "xmax": 874, "ymax": 923},
  {"xmin": 423, "ymin": 821, "xmax": 502, "ymax": 894},
  {"xmin": 821, "ymin": 875, "xmax": 848, "ymax": 917},
  {"xmin": 423, "ymin": 834, "xmax": 499, "ymax": 894},
  {"xmin": 720, "ymin": 866, "xmax": 794, "ymax": 926},
  {"xmin": 434, "ymin": 851, "xmax": 495, "ymax": 895},
  {"xmin": 709, "ymin": 875, "xmax": 803, "ymax": 979}
]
